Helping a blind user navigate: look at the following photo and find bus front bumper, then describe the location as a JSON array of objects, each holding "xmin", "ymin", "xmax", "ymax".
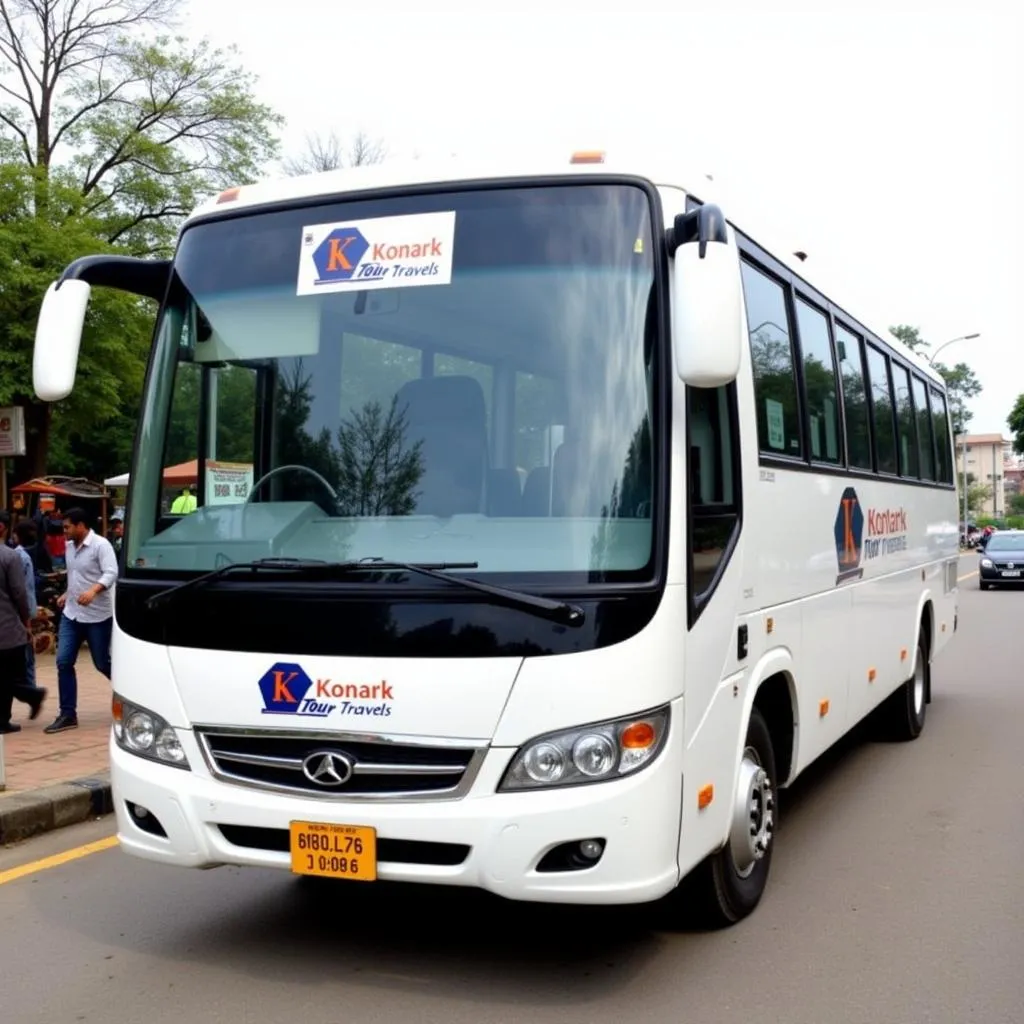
[{"xmin": 110, "ymin": 734, "xmax": 684, "ymax": 905}]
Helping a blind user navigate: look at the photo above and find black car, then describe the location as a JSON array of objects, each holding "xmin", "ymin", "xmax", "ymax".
[{"xmin": 978, "ymin": 530, "xmax": 1024, "ymax": 589}]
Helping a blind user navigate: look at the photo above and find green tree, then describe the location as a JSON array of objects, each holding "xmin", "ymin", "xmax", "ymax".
[
  {"xmin": 933, "ymin": 361, "xmax": 982, "ymax": 435},
  {"xmin": 966, "ymin": 482, "xmax": 992, "ymax": 515},
  {"xmin": 0, "ymin": 0, "xmax": 281, "ymax": 478},
  {"xmin": 336, "ymin": 395, "xmax": 424, "ymax": 516},
  {"xmin": 1007, "ymin": 393, "xmax": 1024, "ymax": 456},
  {"xmin": 0, "ymin": 0, "xmax": 280, "ymax": 248},
  {"xmin": 272, "ymin": 361, "xmax": 340, "ymax": 505},
  {"xmin": 1008, "ymin": 492, "xmax": 1024, "ymax": 516},
  {"xmin": 0, "ymin": 165, "xmax": 155, "ymax": 480},
  {"xmin": 889, "ymin": 324, "xmax": 927, "ymax": 353},
  {"xmin": 888, "ymin": 325, "xmax": 983, "ymax": 436}
]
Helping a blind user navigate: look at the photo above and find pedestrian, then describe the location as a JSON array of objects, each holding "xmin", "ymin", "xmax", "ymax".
[
  {"xmin": 2, "ymin": 515, "xmax": 48, "ymax": 712},
  {"xmin": 16, "ymin": 518, "xmax": 53, "ymax": 577},
  {"xmin": 43, "ymin": 507, "xmax": 117, "ymax": 735},
  {"xmin": 0, "ymin": 531, "xmax": 40, "ymax": 734},
  {"xmin": 171, "ymin": 485, "xmax": 197, "ymax": 514}
]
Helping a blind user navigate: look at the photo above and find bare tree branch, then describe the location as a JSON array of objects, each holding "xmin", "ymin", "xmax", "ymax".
[
  {"xmin": 105, "ymin": 200, "xmax": 184, "ymax": 243},
  {"xmin": 283, "ymin": 129, "xmax": 387, "ymax": 176},
  {"xmin": 0, "ymin": 106, "xmax": 32, "ymax": 161}
]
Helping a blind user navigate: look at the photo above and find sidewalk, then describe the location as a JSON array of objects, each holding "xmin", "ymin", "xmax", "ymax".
[{"xmin": 0, "ymin": 654, "xmax": 113, "ymax": 843}]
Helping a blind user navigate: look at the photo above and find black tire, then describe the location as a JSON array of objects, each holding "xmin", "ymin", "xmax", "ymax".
[
  {"xmin": 667, "ymin": 707, "xmax": 777, "ymax": 929},
  {"xmin": 879, "ymin": 633, "xmax": 928, "ymax": 741},
  {"xmin": 979, "ymin": 581, "xmax": 990, "ymax": 590}
]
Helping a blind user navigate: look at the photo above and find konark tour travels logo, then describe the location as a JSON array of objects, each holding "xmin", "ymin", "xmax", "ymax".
[
  {"xmin": 258, "ymin": 662, "xmax": 394, "ymax": 720},
  {"xmin": 834, "ymin": 487, "xmax": 910, "ymax": 585}
]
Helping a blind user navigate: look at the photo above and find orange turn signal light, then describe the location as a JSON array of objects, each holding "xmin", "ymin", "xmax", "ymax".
[
  {"xmin": 216, "ymin": 187, "xmax": 241, "ymax": 204},
  {"xmin": 621, "ymin": 721, "xmax": 656, "ymax": 749},
  {"xmin": 570, "ymin": 150, "xmax": 605, "ymax": 164},
  {"xmin": 698, "ymin": 784, "xmax": 714, "ymax": 810}
]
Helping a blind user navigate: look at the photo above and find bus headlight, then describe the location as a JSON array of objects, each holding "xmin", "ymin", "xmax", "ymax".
[
  {"xmin": 112, "ymin": 695, "xmax": 190, "ymax": 770},
  {"xmin": 498, "ymin": 706, "xmax": 670, "ymax": 791}
]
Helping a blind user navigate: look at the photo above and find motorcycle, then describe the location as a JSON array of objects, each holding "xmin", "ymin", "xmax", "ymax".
[{"xmin": 31, "ymin": 571, "xmax": 67, "ymax": 656}]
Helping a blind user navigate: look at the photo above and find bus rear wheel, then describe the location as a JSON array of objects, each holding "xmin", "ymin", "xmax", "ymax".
[
  {"xmin": 879, "ymin": 634, "xmax": 928, "ymax": 741},
  {"xmin": 674, "ymin": 707, "xmax": 777, "ymax": 929}
]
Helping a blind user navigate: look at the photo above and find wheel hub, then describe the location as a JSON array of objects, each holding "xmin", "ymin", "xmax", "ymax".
[{"xmin": 729, "ymin": 749, "xmax": 774, "ymax": 878}]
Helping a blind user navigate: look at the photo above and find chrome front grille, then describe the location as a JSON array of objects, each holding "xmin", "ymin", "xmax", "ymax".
[{"xmin": 196, "ymin": 727, "xmax": 486, "ymax": 800}]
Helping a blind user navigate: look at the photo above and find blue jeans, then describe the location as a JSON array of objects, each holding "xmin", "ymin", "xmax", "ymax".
[{"xmin": 57, "ymin": 614, "xmax": 113, "ymax": 717}]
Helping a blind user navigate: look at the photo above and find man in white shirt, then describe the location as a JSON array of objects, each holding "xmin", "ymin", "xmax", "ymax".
[{"xmin": 44, "ymin": 507, "xmax": 118, "ymax": 735}]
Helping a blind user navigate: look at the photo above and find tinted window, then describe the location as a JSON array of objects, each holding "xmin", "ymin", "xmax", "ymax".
[
  {"xmin": 741, "ymin": 261, "xmax": 801, "ymax": 458},
  {"xmin": 931, "ymin": 387, "xmax": 954, "ymax": 483},
  {"xmin": 865, "ymin": 345, "xmax": 897, "ymax": 474},
  {"xmin": 795, "ymin": 298, "xmax": 841, "ymax": 464},
  {"xmin": 892, "ymin": 363, "xmax": 918, "ymax": 477},
  {"xmin": 687, "ymin": 384, "xmax": 739, "ymax": 599},
  {"xmin": 128, "ymin": 183, "xmax": 658, "ymax": 577},
  {"xmin": 835, "ymin": 324, "xmax": 872, "ymax": 469},
  {"xmin": 911, "ymin": 376, "xmax": 935, "ymax": 480}
]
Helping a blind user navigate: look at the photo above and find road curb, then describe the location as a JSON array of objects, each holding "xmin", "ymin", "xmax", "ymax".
[{"xmin": 0, "ymin": 772, "xmax": 113, "ymax": 845}]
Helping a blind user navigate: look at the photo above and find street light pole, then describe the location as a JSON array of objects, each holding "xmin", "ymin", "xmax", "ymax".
[
  {"xmin": 926, "ymin": 333, "xmax": 980, "ymax": 541},
  {"xmin": 927, "ymin": 332, "xmax": 980, "ymax": 369}
]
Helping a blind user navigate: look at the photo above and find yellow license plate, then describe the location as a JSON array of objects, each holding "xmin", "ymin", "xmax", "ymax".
[{"xmin": 289, "ymin": 821, "xmax": 377, "ymax": 881}]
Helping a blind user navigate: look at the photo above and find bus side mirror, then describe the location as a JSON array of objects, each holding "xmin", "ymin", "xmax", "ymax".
[
  {"xmin": 669, "ymin": 204, "xmax": 744, "ymax": 388},
  {"xmin": 33, "ymin": 279, "xmax": 91, "ymax": 402}
]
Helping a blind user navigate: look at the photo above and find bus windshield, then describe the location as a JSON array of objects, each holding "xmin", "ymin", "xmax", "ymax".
[{"xmin": 126, "ymin": 183, "xmax": 659, "ymax": 581}]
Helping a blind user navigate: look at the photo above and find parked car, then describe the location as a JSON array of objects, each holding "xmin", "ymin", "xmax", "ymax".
[{"xmin": 978, "ymin": 529, "xmax": 1024, "ymax": 589}]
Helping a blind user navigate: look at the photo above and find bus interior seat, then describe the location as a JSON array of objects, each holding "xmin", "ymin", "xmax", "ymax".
[
  {"xmin": 522, "ymin": 466, "xmax": 551, "ymax": 517},
  {"xmin": 551, "ymin": 437, "xmax": 590, "ymax": 516},
  {"xmin": 487, "ymin": 467, "xmax": 522, "ymax": 517},
  {"xmin": 395, "ymin": 375, "xmax": 488, "ymax": 517}
]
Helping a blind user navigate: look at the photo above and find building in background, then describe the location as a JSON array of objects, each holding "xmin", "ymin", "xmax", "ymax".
[{"xmin": 955, "ymin": 433, "xmax": 1012, "ymax": 518}]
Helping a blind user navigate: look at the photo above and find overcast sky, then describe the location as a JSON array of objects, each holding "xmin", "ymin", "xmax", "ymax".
[{"xmin": 184, "ymin": 0, "xmax": 1022, "ymax": 436}]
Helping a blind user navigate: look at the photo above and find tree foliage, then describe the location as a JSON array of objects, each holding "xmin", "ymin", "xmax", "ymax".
[
  {"xmin": 933, "ymin": 361, "xmax": 982, "ymax": 435},
  {"xmin": 1007, "ymin": 393, "xmax": 1024, "ymax": 457},
  {"xmin": 966, "ymin": 482, "xmax": 992, "ymax": 515},
  {"xmin": 887, "ymin": 326, "xmax": 982, "ymax": 436},
  {"xmin": 0, "ymin": 0, "xmax": 282, "ymax": 480},
  {"xmin": 0, "ymin": 162, "xmax": 154, "ymax": 478},
  {"xmin": 889, "ymin": 324, "xmax": 926, "ymax": 353},
  {"xmin": 0, "ymin": 0, "xmax": 281, "ymax": 251},
  {"xmin": 336, "ymin": 395, "xmax": 423, "ymax": 516}
]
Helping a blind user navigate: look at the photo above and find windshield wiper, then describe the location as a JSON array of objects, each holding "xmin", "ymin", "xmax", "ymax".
[
  {"xmin": 144, "ymin": 556, "xmax": 586, "ymax": 627},
  {"xmin": 356, "ymin": 557, "xmax": 586, "ymax": 628},
  {"xmin": 144, "ymin": 557, "xmax": 353, "ymax": 610}
]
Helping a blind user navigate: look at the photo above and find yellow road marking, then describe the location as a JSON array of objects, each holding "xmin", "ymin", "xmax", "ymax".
[
  {"xmin": 958, "ymin": 570, "xmax": 978, "ymax": 582},
  {"xmin": 0, "ymin": 835, "xmax": 118, "ymax": 887}
]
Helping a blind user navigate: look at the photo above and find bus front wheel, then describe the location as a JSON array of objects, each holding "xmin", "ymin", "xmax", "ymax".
[{"xmin": 672, "ymin": 707, "xmax": 778, "ymax": 929}]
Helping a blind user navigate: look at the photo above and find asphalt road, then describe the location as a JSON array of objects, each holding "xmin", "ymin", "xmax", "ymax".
[{"xmin": 2, "ymin": 554, "xmax": 1021, "ymax": 1024}]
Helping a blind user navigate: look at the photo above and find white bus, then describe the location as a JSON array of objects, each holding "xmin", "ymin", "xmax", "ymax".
[{"xmin": 33, "ymin": 153, "xmax": 960, "ymax": 925}]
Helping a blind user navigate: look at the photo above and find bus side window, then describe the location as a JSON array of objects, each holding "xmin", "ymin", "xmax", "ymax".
[
  {"xmin": 911, "ymin": 375, "xmax": 936, "ymax": 481},
  {"xmin": 740, "ymin": 260, "xmax": 802, "ymax": 460},
  {"xmin": 687, "ymin": 383, "xmax": 741, "ymax": 608},
  {"xmin": 865, "ymin": 344, "xmax": 898, "ymax": 475},
  {"xmin": 931, "ymin": 387, "xmax": 954, "ymax": 484},
  {"xmin": 835, "ymin": 324, "xmax": 872, "ymax": 470}
]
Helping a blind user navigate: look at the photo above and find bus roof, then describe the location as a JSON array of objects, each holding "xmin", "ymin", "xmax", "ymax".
[{"xmin": 188, "ymin": 155, "xmax": 946, "ymax": 390}]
